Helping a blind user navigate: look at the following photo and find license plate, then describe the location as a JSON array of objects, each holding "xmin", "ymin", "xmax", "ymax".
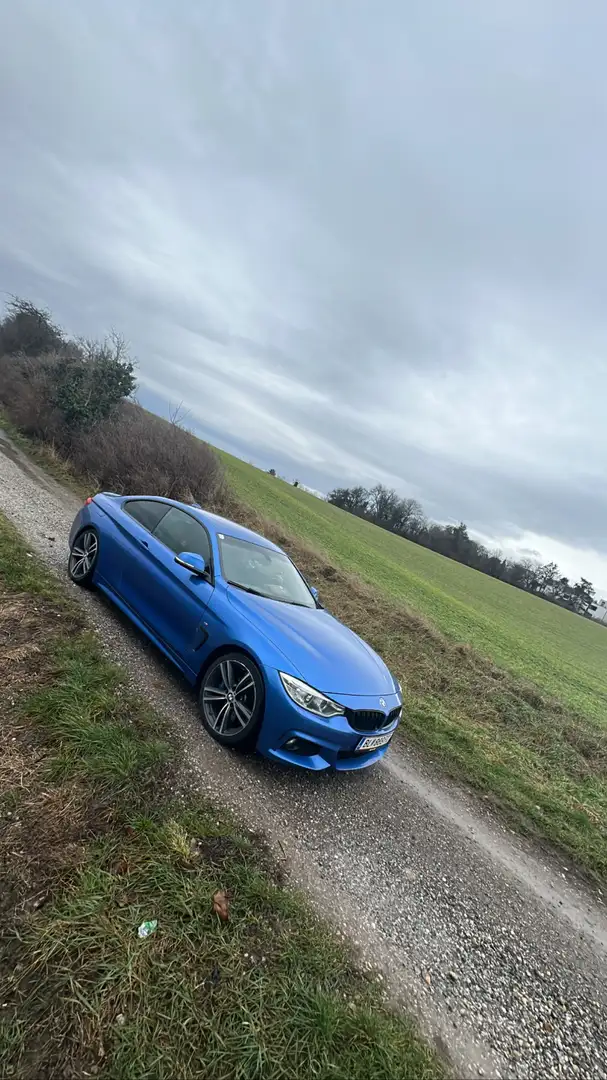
[{"xmin": 356, "ymin": 732, "xmax": 393, "ymax": 752}]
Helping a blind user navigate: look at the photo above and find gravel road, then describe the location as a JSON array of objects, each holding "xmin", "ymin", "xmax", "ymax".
[{"xmin": 1, "ymin": 429, "xmax": 607, "ymax": 1079}]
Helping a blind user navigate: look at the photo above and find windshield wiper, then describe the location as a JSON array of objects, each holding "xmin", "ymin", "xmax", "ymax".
[
  {"xmin": 227, "ymin": 581, "xmax": 312, "ymax": 606},
  {"xmin": 227, "ymin": 581, "xmax": 266, "ymax": 597}
]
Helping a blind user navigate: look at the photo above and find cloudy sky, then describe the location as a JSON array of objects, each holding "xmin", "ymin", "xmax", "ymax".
[{"xmin": 1, "ymin": 1, "xmax": 606, "ymax": 590}]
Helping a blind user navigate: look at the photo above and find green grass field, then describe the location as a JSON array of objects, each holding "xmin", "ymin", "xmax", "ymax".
[{"xmin": 223, "ymin": 452, "xmax": 607, "ymax": 726}]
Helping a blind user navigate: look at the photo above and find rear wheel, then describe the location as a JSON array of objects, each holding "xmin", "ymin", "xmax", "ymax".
[
  {"xmin": 199, "ymin": 652, "xmax": 264, "ymax": 749},
  {"xmin": 68, "ymin": 527, "xmax": 99, "ymax": 587}
]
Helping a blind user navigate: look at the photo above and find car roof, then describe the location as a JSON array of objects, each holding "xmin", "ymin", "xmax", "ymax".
[{"xmin": 122, "ymin": 495, "xmax": 282, "ymax": 552}]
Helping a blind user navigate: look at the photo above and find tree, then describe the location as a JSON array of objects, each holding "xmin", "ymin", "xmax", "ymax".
[
  {"xmin": 367, "ymin": 484, "xmax": 394, "ymax": 526},
  {"xmin": 516, "ymin": 557, "xmax": 541, "ymax": 592},
  {"xmin": 572, "ymin": 577, "xmax": 596, "ymax": 615},
  {"xmin": 482, "ymin": 551, "xmax": 507, "ymax": 579},
  {"xmin": 293, "ymin": 479, "xmax": 299, "ymax": 487},
  {"xmin": 392, "ymin": 496, "xmax": 426, "ymax": 537},
  {"xmin": 327, "ymin": 486, "xmax": 370, "ymax": 516},
  {"xmin": 268, "ymin": 468, "xmax": 277, "ymax": 477},
  {"xmin": 52, "ymin": 332, "xmax": 136, "ymax": 432},
  {"xmin": 444, "ymin": 522, "xmax": 474, "ymax": 562},
  {"xmin": 0, "ymin": 297, "xmax": 64, "ymax": 357},
  {"xmin": 554, "ymin": 575, "xmax": 573, "ymax": 606},
  {"xmin": 535, "ymin": 562, "xmax": 559, "ymax": 596}
]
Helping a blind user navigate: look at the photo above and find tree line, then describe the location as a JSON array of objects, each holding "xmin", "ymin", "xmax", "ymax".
[{"xmin": 326, "ymin": 483, "xmax": 598, "ymax": 616}]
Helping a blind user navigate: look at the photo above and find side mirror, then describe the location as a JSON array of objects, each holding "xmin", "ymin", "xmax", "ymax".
[
  {"xmin": 175, "ymin": 551, "xmax": 209, "ymax": 578},
  {"xmin": 310, "ymin": 586, "xmax": 320, "ymax": 602}
]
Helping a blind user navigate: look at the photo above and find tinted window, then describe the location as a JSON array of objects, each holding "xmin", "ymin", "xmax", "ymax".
[
  {"xmin": 124, "ymin": 500, "xmax": 170, "ymax": 532},
  {"xmin": 219, "ymin": 534, "xmax": 315, "ymax": 607},
  {"xmin": 152, "ymin": 507, "xmax": 211, "ymax": 565}
]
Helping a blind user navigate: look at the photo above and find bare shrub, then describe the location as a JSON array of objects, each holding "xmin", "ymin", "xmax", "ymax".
[
  {"xmin": 70, "ymin": 402, "xmax": 226, "ymax": 509},
  {"xmin": 0, "ymin": 352, "xmax": 66, "ymax": 443}
]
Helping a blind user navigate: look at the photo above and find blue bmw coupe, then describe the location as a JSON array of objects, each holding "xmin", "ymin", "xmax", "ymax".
[{"xmin": 68, "ymin": 494, "xmax": 402, "ymax": 770}]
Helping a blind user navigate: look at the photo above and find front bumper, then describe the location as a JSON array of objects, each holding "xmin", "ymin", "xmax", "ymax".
[{"xmin": 256, "ymin": 669, "xmax": 401, "ymax": 771}]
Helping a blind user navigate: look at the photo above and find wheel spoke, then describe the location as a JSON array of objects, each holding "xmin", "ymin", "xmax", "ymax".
[
  {"xmin": 71, "ymin": 545, "xmax": 86, "ymax": 559},
  {"xmin": 233, "ymin": 699, "xmax": 251, "ymax": 726},
  {"xmin": 203, "ymin": 686, "xmax": 228, "ymax": 702},
  {"xmin": 234, "ymin": 672, "xmax": 254, "ymax": 694},
  {"xmin": 220, "ymin": 660, "xmax": 234, "ymax": 690},
  {"xmin": 216, "ymin": 701, "xmax": 231, "ymax": 733}
]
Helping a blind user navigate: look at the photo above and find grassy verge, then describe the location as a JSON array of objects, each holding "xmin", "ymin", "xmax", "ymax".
[{"xmin": 0, "ymin": 513, "xmax": 441, "ymax": 1080}]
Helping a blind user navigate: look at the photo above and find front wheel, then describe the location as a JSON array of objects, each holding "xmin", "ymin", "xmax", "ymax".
[
  {"xmin": 199, "ymin": 652, "xmax": 264, "ymax": 749},
  {"xmin": 68, "ymin": 527, "xmax": 99, "ymax": 587}
]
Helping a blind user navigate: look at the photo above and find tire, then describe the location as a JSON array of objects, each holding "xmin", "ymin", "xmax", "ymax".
[
  {"xmin": 68, "ymin": 527, "xmax": 99, "ymax": 588},
  {"xmin": 199, "ymin": 651, "xmax": 264, "ymax": 749}
]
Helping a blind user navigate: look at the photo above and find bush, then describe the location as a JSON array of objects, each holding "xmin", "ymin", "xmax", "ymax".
[
  {"xmin": 69, "ymin": 402, "xmax": 226, "ymax": 507},
  {"xmin": 0, "ymin": 352, "xmax": 65, "ymax": 442},
  {"xmin": 0, "ymin": 298, "xmax": 65, "ymax": 358},
  {"xmin": 51, "ymin": 334, "xmax": 136, "ymax": 431},
  {"xmin": 0, "ymin": 301, "xmax": 226, "ymax": 511}
]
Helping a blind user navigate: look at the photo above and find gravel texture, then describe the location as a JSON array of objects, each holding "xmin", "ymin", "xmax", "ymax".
[{"xmin": 1, "ymin": 429, "xmax": 607, "ymax": 1080}]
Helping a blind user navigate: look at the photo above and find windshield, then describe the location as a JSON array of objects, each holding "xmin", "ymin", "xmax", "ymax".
[{"xmin": 218, "ymin": 534, "xmax": 316, "ymax": 608}]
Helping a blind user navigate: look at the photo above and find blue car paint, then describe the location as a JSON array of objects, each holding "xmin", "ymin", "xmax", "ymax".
[
  {"xmin": 226, "ymin": 587, "xmax": 396, "ymax": 694},
  {"xmin": 69, "ymin": 494, "xmax": 402, "ymax": 770}
]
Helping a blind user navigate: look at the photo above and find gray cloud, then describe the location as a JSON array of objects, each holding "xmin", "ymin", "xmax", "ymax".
[{"xmin": 1, "ymin": 0, "xmax": 607, "ymax": 583}]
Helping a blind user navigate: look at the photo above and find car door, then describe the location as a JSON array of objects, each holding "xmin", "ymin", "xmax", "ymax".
[
  {"xmin": 99, "ymin": 497, "xmax": 171, "ymax": 598},
  {"xmin": 121, "ymin": 505, "xmax": 215, "ymax": 676}
]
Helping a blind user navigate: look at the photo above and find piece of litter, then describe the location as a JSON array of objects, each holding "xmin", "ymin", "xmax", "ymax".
[
  {"xmin": 137, "ymin": 919, "xmax": 158, "ymax": 938},
  {"xmin": 212, "ymin": 889, "xmax": 229, "ymax": 921}
]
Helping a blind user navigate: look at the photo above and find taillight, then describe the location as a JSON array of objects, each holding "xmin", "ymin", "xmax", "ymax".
[{"xmin": 84, "ymin": 497, "xmax": 93, "ymax": 506}]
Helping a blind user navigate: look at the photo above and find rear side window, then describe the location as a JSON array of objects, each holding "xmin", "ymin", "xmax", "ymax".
[
  {"xmin": 124, "ymin": 500, "xmax": 170, "ymax": 532},
  {"xmin": 152, "ymin": 507, "xmax": 211, "ymax": 565}
]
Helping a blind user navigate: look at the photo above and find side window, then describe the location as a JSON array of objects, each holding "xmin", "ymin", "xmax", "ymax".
[
  {"xmin": 152, "ymin": 508, "xmax": 211, "ymax": 565},
  {"xmin": 124, "ymin": 500, "xmax": 170, "ymax": 532}
]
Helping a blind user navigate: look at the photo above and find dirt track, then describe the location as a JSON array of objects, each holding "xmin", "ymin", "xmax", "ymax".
[{"xmin": 1, "ymin": 429, "xmax": 606, "ymax": 1080}]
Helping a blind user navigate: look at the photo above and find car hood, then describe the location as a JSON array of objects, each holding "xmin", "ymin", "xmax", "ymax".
[{"xmin": 227, "ymin": 587, "xmax": 396, "ymax": 695}]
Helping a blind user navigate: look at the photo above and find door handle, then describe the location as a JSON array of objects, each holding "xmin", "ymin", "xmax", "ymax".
[{"xmin": 139, "ymin": 538, "xmax": 149, "ymax": 548}]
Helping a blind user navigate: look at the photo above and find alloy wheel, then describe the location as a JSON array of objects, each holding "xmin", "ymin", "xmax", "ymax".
[
  {"xmin": 69, "ymin": 529, "xmax": 98, "ymax": 581},
  {"xmin": 202, "ymin": 658, "xmax": 257, "ymax": 737}
]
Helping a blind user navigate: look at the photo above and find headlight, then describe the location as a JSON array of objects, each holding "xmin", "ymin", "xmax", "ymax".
[{"xmin": 279, "ymin": 672, "xmax": 345, "ymax": 718}]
